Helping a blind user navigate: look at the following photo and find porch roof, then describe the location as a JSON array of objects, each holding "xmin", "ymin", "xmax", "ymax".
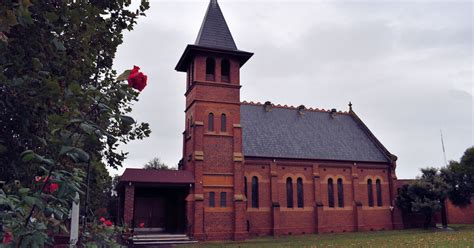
[{"xmin": 120, "ymin": 168, "xmax": 195, "ymax": 184}]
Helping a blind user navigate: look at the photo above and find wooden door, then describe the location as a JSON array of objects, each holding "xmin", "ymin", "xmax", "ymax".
[
  {"xmin": 134, "ymin": 197, "xmax": 166, "ymax": 228},
  {"xmin": 152, "ymin": 198, "xmax": 166, "ymax": 228},
  {"xmin": 134, "ymin": 197, "xmax": 153, "ymax": 227}
]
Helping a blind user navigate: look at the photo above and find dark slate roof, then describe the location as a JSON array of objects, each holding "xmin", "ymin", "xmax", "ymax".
[
  {"xmin": 241, "ymin": 104, "xmax": 390, "ymax": 163},
  {"xmin": 120, "ymin": 168, "xmax": 194, "ymax": 184},
  {"xmin": 195, "ymin": 0, "xmax": 238, "ymax": 51}
]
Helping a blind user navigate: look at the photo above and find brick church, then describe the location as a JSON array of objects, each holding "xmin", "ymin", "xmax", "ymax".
[{"xmin": 117, "ymin": 0, "xmax": 472, "ymax": 243}]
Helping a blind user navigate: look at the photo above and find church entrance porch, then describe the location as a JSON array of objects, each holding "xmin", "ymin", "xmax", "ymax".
[
  {"xmin": 118, "ymin": 168, "xmax": 195, "ymax": 235},
  {"xmin": 133, "ymin": 186, "xmax": 188, "ymax": 233}
]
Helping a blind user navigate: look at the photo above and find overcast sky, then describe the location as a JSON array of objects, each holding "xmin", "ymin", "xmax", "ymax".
[{"xmin": 111, "ymin": 0, "xmax": 473, "ymax": 179}]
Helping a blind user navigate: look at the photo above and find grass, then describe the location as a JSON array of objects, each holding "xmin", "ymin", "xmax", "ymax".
[{"xmin": 179, "ymin": 225, "xmax": 474, "ymax": 247}]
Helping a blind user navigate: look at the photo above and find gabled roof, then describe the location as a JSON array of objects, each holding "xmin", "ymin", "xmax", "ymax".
[
  {"xmin": 240, "ymin": 103, "xmax": 392, "ymax": 163},
  {"xmin": 195, "ymin": 0, "xmax": 237, "ymax": 51},
  {"xmin": 120, "ymin": 168, "xmax": 194, "ymax": 184}
]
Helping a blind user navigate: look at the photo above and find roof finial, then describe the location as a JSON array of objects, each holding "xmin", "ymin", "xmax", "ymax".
[{"xmin": 348, "ymin": 101, "xmax": 353, "ymax": 111}]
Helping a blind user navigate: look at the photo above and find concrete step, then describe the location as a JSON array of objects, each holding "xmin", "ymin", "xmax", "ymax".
[
  {"xmin": 133, "ymin": 234, "xmax": 188, "ymax": 238},
  {"xmin": 133, "ymin": 227, "xmax": 165, "ymax": 233},
  {"xmin": 133, "ymin": 236, "xmax": 191, "ymax": 241},
  {"xmin": 131, "ymin": 233, "xmax": 197, "ymax": 246},
  {"xmin": 133, "ymin": 240, "xmax": 198, "ymax": 245}
]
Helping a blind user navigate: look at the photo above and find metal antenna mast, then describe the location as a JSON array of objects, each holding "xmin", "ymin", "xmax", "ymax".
[{"xmin": 440, "ymin": 130, "xmax": 448, "ymax": 166}]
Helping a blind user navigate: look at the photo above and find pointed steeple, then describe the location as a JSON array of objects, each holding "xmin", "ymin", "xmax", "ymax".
[
  {"xmin": 175, "ymin": 0, "xmax": 252, "ymax": 72},
  {"xmin": 195, "ymin": 0, "xmax": 238, "ymax": 51}
]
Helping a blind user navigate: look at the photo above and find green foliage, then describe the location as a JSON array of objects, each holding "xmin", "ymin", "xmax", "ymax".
[
  {"xmin": 396, "ymin": 168, "xmax": 449, "ymax": 228},
  {"xmin": 143, "ymin": 157, "xmax": 174, "ymax": 170},
  {"xmin": 0, "ymin": 169, "xmax": 85, "ymax": 247},
  {"xmin": 81, "ymin": 220, "xmax": 123, "ymax": 248},
  {"xmin": 86, "ymin": 161, "xmax": 114, "ymax": 218},
  {"xmin": 0, "ymin": 0, "xmax": 150, "ymax": 246},
  {"xmin": 441, "ymin": 147, "xmax": 474, "ymax": 207}
]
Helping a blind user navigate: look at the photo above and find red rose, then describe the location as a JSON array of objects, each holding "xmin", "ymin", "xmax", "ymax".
[
  {"xmin": 104, "ymin": 220, "xmax": 113, "ymax": 227},
  {"xmin": 127, "ymin": 65, "xmax": 147, "ymax": 91},
  {"xmin": 139, "ymin": 222, "xmax": 145, "ymax": 228},
  {"xmin": 99, "ymin": 217, "xmax": 106, "ymax": 223},
  {"xmin": 48, "ymin": 183, "xmax": 59, "ymax": 193},
  {"xmin": 2, "ymin": 231, "xmax": 12, "ymax": 245}
]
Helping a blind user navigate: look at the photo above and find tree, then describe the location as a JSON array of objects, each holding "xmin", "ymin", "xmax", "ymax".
[
  {"xmin": 86, "ymin": 161, "xmax": 113, "ymax": 217},
  {"xmin": 0, "ymin": 0, "xmax": 150, "ymax": 246},
  {"xmin": 441, "ymin": 147, "xmax": 474, "ymax": 207},
  {"xmin": 144, "ymin": 157, "xmax": 174, "ymax": 170},
  {"xmin": 396, "ymin": 168, "xmax": 449, "ymax": 229}
]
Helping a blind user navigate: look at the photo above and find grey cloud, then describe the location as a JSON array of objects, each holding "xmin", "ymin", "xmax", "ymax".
[{"xmin": 111, "ymin": 1, "xmax": 473, "ymax": 179}]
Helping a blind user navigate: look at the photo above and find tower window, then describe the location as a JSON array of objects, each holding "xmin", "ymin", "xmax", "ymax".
[
  {"xmin": 208, "ymin": 113, "xmax": 214, "ymax": 132},
  {"xmin": 187, "ymin": 118, "xmax": 190, "ymax": 136},
  {"xmin": 297, "ymin": 177, "xmax": 304, "ymax": 208},
  {"xmin": 188, "ymin": 61, "xmax": 194, "ymax": 88},
  {"xmin": 220, "ymin": 192, "xmax": 227, "ymax": 207},
  {"xmin": 337, "ymin": 178, "xmax": 344, "ymax": 208},
  {"xmin": 328, "ymin": 178, "xmax": 334, "ymax": 208},
  {"xmin": 221, "ymin": 114, "xmax": 227, "ymax": 132},
  {"xmin": 251, "ymin": 176, "xmax": 259, "ymax": 208},
  {"xmin": 221, "ymin": 59, "xmax": 230, "ymax": 82},
  {"xmin": 368, "ymin": 179, "xmax": 374, "ymax": 207},
  {"xmin": 286, "ymin": 177, "xmax": 293, "ymax": 208},
  {"xmin": 209, "ymin": 192, "xmax": 215, "ymax": 208},
  {"xmin": 206, "ymin": 57, "xmax": 215, "ymax": 81},
  {"xmin": 244, "ymin": 176, "xmax": 248, "ymax": 198},
  {"xmin": 187, "ymin": 116, "xmax": 192, "ymax": 137},
  {"xmin": 376, "ymin": 179, "xmax": 383, "ymax": 206}
]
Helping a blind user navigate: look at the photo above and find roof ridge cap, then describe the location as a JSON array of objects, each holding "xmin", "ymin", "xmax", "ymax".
[{"xmin": 240, "ymin": 101, "xmax": 350, "ymax": 114}]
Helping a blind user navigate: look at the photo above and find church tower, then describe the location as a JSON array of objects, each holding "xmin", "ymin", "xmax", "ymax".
[{"xmin": 175, "ymin": 0, "xmax": 253, "ymax": 240}]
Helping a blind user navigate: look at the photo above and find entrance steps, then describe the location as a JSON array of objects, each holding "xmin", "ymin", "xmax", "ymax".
[{"xmin": 130, "ymin": 233, "xmax": 197, "ymax": 246}]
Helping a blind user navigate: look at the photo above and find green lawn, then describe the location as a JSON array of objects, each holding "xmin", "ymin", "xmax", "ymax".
[{"xmin": 180, "ymin": 225, "xmax": 474, "ymax": 247}]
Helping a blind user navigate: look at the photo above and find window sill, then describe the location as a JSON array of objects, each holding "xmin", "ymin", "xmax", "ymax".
[{"xmin": 204, "ymin": 132, "xmax": 233, "ymax": 137}]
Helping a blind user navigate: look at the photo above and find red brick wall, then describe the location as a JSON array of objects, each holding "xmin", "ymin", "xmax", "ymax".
[
  {"xmin": 394, "ymin": 180, "xmax": 474, "ymax": 227},
  {"xmin": 243, "ymin": 158, "xmax": 395, "ymax": 237},
  {"xmin": 182, "ymin": 51, "xmax": 246, "ymax": 241},
  {"xmin": 245, "ymin": 163, "xmax": 273, "ymax": 236},
  {"xmin": 123, "ymin": 184, "xmax": 135, "ymax": 227},
  {"xmin": 446, "ymin": 200, "xmax": 474, "ymax": 224}
]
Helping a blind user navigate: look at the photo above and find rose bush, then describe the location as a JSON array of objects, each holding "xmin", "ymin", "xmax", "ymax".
[
  {"xmin": 0, "ymin": 0, "xmax": 151, "ymax": 247},
  {"xmin": 34, "ymin": 176, "xmax": 59, "ymax": 193},
  {"xmin": 2, "ymin": 232, "xmax": 12, "ymax": 245}
]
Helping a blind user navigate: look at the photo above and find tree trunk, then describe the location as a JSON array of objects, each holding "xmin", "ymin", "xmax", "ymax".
[
  {"xmin": 440, "ymin": 198, "xmax": 448, "ymax": 228},
  {"xmin": 424, "ymin": 213, "xmax": 432, "ymax": 229}
]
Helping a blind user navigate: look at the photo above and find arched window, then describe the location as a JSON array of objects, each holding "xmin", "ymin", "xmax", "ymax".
[
  {"xmin": 187, "ymin": 116, "xmax": 192, "ymax": 136},
  {"xmin": 188, "ymin": 61, "xmax": 194, "ymax": 88},
  {"xmin": 367, "ymin": 179, "xmax": 374, "ymax": 207},
  {"xmin": 251, "ymin": 176, "xmax": 259, "ymax": 208},
  {"xmin": 286, "ymin": 177, "xmax": 293, "ymax": 208},
  {"xmin": 337, "ymin": 178, "xmax": 344, "ymax": 208},
  {"xmin": 187, "ymin": 118, "xmax": 190, "ymax": 135},
  {"xmin": 206, "ymin": 57, "xmax": 215, "ymax": 81},
  {"xmin": 376, "ymin": 179, "xmax": 383, "ymax": 206},
  {"xmin": 221, "ymin": 114, "xmax": 226, "ymax": 132},
  {"xmin": 244, "ymin": 176, "xmax": 248, "ymax": 198},
  {"xmin": 208, "ymin": 113, "xmax": 214, "ymax": 132},
  {"xmin": 297, "ymin": 177, "xmax": 304, "ymax": 208},
  {"xmin": 327, "ymin": 178, "xmax": 335, "ymax": 208},
  {"xmin": 221, "ymin": 59, "xmax": 230, "ymax": 82},
  {"xmin": 209, "ymin": 192, "xmax": 215, "ymax": 208}
]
